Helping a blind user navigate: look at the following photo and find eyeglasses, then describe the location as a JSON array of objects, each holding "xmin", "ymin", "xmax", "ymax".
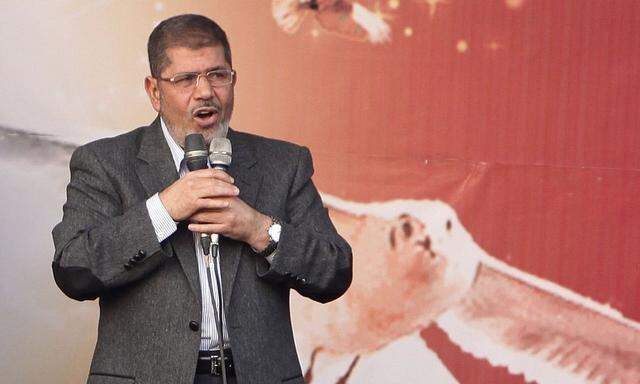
[{"xmin": 157, "ymin": 69, "xmax": 235, "ymax": 91}]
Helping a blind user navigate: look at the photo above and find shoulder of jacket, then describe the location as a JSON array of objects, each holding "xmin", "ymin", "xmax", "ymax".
[
  {"xmin": 232, "ymin": 129, "xmax": 307, "ymax": 158},
  {"xmin": 75, "ymin": 125, "xmax": 150, "ymax": 159}
]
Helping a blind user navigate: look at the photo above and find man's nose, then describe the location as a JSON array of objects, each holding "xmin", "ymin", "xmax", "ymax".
[{"xmin": 193, "ymin": 74, "xmax": 214, "ymax": 99}]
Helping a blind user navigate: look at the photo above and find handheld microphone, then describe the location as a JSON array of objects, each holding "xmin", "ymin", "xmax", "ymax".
[
  {"xmin": 184, "ymin": 134, "xmax": 213, "ymax": 254},
  {"xmin": 207, "ymin": 138, "xmax": 232, "ymax": 247},
  {"xmin": 184, "ymin": 134, "xmax": 208, "ymax": 171},
  {"xmin": 209, "ymin": 137, "xmax": 232, "ymax": 171}
]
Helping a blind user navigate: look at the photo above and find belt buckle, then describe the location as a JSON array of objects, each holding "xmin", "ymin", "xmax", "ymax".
[{"xmin": 211, "ymin": 354, "xmax": 222, "ymax": 376}]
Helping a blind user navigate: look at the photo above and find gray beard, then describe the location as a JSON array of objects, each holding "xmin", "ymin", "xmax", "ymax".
[
  {"xmin": 162, "ymin": 116, "xmax": 230, "ymax": 147},
  {"xmin": 214, "ymin": 119, "xmax": 229, "ymax": 139}
]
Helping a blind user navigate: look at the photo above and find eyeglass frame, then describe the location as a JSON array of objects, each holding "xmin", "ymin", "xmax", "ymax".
[{"xmin": 156, "ymin": 68, "xmax": 236, "ymax": 91}]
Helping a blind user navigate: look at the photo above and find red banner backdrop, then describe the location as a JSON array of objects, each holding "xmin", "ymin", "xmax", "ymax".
[{"xmin": 0, "ymin": 1, "xmax": 638, "ymax": 383}]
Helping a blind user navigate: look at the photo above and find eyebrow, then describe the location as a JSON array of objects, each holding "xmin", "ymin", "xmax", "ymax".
[{"xmin": 174, "ymin": 65, "xmax": 229, "ymax": 76}]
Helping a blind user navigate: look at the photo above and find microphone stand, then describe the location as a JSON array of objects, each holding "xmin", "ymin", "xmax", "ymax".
[
  {"xmin": 202, "ymin": 235, "xmax": 228, "ymax": 384},
  {"xmin": 190, "ymin": 135, "xmax": 232, "ymax": 383}
]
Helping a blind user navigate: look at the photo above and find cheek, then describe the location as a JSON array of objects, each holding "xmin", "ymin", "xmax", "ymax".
[
  {"xmin": 162, "ymin": 96, "xmax": 190, "ymax": 117},
  {"xmin": 218, "ymin": 89, "xmax": 234, "ymax": 110}
]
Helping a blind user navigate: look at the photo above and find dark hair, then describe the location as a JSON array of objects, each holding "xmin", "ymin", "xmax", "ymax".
[{"xmin": 147, "ymin": 14, "xmax": 232, "ymax": 77}]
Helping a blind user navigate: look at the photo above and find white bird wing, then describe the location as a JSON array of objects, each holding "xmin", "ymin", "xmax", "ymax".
[
  {"xmin": 350, "ymin": 3, "xmax": 391, "ymax": 43},
  {"xmin": 272, "ymin": 0, "xmax": 391, "ymax": 43},
  {"xmin": 437, "ymin": 261, "xmax": 640, "ymax": 384},
  {"xmin": 0, "ymin": 125, "xmax": 90, "ymax": 383},
  {"xmin": 0, "ymin": 125, "xmax": 75, "ymax": 164},
  {"xmin": 307, "ymin": 1, "xmax": 391, "ymax": 44},
  {"xmin": 272, "ymin": 0, "xmax": 310, "ymax": 34}
]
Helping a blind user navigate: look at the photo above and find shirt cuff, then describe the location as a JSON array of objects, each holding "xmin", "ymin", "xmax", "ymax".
[{"xmin": 145, "ymin": 193, "xmax": 177, "ymax": 242}]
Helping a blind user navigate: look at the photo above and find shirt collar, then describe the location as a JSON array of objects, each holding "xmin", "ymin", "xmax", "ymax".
[{"xmin": 160, "ymin": 117, "xmax": 184, "ymax": 172}]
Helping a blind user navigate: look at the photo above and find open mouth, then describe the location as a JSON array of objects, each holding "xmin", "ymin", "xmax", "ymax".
[{"xmin": 193, "ymin": 107, "xmax": 220, "ymax": 126}]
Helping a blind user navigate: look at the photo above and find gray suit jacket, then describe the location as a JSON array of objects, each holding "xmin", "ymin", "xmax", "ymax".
[{"xmin": 52, "ymin": 118, "xmax": 352, "ymax": 384}]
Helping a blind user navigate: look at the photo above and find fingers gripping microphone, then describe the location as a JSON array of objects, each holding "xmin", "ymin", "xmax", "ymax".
[{"xmin": 184, "ymin": 134, "xmax": 214, "ymax": 255}]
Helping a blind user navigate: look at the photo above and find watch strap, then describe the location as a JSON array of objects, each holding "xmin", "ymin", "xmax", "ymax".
[{"xmin": 255, "ymin": 217, "xmax": 281, "ymax": 258}]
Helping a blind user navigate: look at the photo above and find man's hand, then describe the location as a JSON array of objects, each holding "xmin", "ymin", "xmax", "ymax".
[
  {"xmin": 188, "ymin": 197, "xmax": 273, "ymax": 252},
  {"xmin": 159, "ymin": 168, "xmax": 273, "ymax": 251},
  {"xmin": 159, "ymin": 169, "xmax": 239, "ymax": 221}
]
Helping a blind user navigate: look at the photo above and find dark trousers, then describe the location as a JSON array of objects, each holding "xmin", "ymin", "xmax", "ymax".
[{"xmin": 193, "ymin": 374, "xmax": 237, "ymax": 384}]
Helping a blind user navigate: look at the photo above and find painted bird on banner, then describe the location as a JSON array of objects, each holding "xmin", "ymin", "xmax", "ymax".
[
  {"xmin": 272, "ymin": 0, "xmax": 391, "ymax": 43},
  {"xmin": 290, "ymin": 194, "xmax": 640, "ymax": 384}
]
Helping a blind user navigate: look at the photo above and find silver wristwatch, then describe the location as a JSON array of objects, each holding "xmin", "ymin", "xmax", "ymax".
[{"xmin": 256, "ymin": 217, "xmax": 281, "ymax": 258}]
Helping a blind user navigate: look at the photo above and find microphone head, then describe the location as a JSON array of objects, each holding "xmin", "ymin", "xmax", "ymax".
[
  {"xmin": 209, "ymin": 137, "xmax": 232, "ymax": 170},
  {"xmin": 184, "ymin": 133, "xmax": 208, "ymax": 171}
]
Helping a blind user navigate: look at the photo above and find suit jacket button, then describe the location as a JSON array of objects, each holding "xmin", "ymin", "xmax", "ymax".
[
  {"xmin": 189, "ymin": 321, "xmax": 200, "ymax": 332},
  {"xmin": 136, "ymin": 250, "xmax": 146, "ymax": 259},
  {"xmin": 300, "ymin": 277, "xmax": 308, "ymax": 284},
  {"xmin": 124, "ymin": 262, "xmax": 132, "ymax": 270}
]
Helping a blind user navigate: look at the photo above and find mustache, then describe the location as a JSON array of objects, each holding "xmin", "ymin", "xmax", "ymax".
[{"xmin": 190, "ymin": 101, "xmax": 221, "ymax": 114}]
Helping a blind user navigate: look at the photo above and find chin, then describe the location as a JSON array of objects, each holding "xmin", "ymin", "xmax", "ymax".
[
  {"xmin": 195, "ymin": 125, "xmax": 227, "ymax": 146},
  {"xmin": 205, "ymin": 122, "xmax": 229, "ymax": 140}
]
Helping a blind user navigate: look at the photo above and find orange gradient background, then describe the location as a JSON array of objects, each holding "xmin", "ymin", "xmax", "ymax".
[{"xmin": 0, "ymin": 1, "xmax": 638, "ymax": 383}]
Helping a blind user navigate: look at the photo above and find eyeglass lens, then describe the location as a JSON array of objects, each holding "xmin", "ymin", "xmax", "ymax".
[{"xmin": 173, "ymin": 70, "xmax": 233, "ymax": 89}]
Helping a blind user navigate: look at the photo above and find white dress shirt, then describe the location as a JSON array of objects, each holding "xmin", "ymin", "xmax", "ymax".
[{"xmin": 145, "ymin": 119, "xmax": 230, "ymax": 351}]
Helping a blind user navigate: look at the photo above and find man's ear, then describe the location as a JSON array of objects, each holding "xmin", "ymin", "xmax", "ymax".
[{"xmin": 144, "ymin": 76, "xmax": 161, "ymax": 112}]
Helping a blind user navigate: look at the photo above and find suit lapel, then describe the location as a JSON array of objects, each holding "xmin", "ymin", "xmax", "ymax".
[
  {"xmin": 135, "ymin": 118, "xmax": 201, "ymax": 301},
  {"xmin": 222, "ymin": 129, "xmax": 262, "ymax": 312},
  {"xmin": 135, "ymin": 118, "xmax": 178, "ymax": 195}
]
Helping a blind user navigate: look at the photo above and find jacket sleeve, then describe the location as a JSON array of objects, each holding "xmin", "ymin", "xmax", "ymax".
[
  {"xmin": 256, "ymin": 146, "xmax": 353, "ymax": 303},
  {"xmin": 51, "ymin": 145, "xmax": 169, "ymax": 301}
]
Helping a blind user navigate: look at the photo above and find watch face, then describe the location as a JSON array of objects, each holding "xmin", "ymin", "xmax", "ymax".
[{"xmin": 269, "ymin": 223, "xmax": 282, "ymax": 242}]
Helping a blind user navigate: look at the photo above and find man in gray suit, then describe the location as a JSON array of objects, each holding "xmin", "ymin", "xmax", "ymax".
[{"xmin": 52, "ymin": 14, "xmax": 352, "ymax": 384}]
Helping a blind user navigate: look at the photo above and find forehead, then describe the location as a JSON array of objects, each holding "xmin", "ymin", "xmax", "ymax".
[{"xmin": 162, "ymin": 45, "xmax": 229, "ymax": 74}]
